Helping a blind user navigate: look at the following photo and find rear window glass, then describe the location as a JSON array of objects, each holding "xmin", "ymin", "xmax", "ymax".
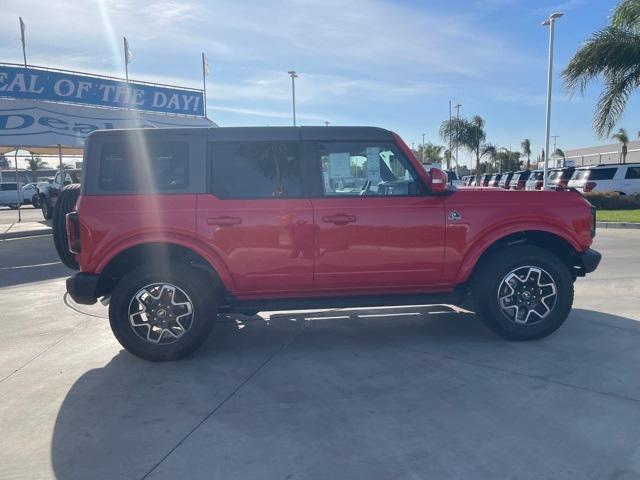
[
  {"xmin": 0, "ymin": 183, "xmax": 18, "ymax": 191},
  {"xmin": 625, "ymin": 167, "xmax": 640, "ymax": 179},
  {"xmin": 548, "ymin": 170, "xmax": 562, "ymax": 181},
  {"xmin": 530, "ymin": 171, "xmax": 543, "ymax": 180},
  {"xmin": 588, "ymin": 168, "xmax": 617, "ymax": 180},
  {"xmin": 99, "ymin": 141, "xmax": 189, "ymax": 192},
  {"xmin": 210, "ymin": 141, "xmax": 301, "ymax": 199}
]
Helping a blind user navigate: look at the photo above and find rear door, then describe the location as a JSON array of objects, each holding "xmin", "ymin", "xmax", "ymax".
[
  {"xmin": 304, "ymin": 136, "xmax": 445, "ymax": 293},
  {"xmin": 197, "ymin": 130, "xmax": 314, "ymax": 295}
]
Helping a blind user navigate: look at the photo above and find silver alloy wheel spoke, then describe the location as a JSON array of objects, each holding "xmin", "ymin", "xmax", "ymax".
[
  {"xmin": 128, "ymin": 283, "xmax": 194, "ymax": 345},
  {"xmin": 497, "ymin": 266, "xmax": 557, "ymax": 325}
]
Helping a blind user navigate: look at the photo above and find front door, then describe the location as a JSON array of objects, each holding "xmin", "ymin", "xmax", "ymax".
[
  {"xmin": 309, "ymin": 140, "xmax": 445, "ymax": 293},
  {"xmin": 197, "ymin": 137, "xmax": 314, "ymax": 296}
]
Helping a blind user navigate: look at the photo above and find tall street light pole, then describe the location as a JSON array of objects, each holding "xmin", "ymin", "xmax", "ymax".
[
  {"xmin": 422, "ymin": 133, "xmax": 426, "ymax": 162},
  {"xmin": 455, "ymin": 103, "xmax": 462, "ymax": 173},
  {"xmin": 288, "ymin": 70, "xmax": 298, "ymax": 126},
  {"xmin": 542, "ymin": 12, "xmax": 563, "ymax": 191}
]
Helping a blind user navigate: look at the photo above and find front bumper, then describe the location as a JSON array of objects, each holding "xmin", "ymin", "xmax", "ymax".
[
  {"xmin": 66, "ymin": 273, "xmax": 100, "ymax": 305},
  {"xmin": 579, "ymin": 248, "xmax": 602, "ymax": 275}
]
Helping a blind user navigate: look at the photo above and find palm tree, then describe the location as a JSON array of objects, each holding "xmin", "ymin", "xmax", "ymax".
[
  {"xmin": 27, "ymin": 156, "xmax": 48, "ymax": 172},
  {"xmin": 521, "ymin": 139, "xmax": 532, "ymax": 170},
  {"xmin": 416, "ymin": 142, "xmax": 445, "ymax": 164},
  {"xmin": 612, "ymin": 127, "xmax": 629, "ymax": 163},
  {"xmin": 562, "ymin": 0, "xmax": 640, "ymax": 137},
  {"xmin": 553, "ymin": 148, "xmax": 566, "ymax": 167},
  {"xmin": 440, "ymin": 115, "xmax": 493, "ymax": 183}
]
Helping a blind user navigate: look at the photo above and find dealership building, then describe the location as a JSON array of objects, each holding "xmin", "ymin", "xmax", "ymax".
[{"xmin": 550, "ymin": 140, "xmax": 640, "ymax": 167}]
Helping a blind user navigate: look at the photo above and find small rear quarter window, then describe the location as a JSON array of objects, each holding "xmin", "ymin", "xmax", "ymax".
[
  {"xmin": 625, "ymin": 167, "xmax": 640, "ymax": 179},
  {"xmin": 99, "ymin": 141, "xmax": 189, "ymax": 192}
]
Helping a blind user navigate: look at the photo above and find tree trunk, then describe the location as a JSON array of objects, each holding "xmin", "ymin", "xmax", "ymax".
[
  {"xmin": 622, "ymin": 144, "xmax": 627, "ymax": 164},
  {"xmin": 475, "ymin": 150, "xmax": 481, "ymax": 185}
]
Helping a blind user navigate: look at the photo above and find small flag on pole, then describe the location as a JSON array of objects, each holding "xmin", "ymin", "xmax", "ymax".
[
  {"xmin": 201, "ymin": 52, "xmax": 209, "ymax": 118},
  {"xmin": 19, "ymin": 17, "xmax": 27, "ymax": 67},
  {"xmin": 203, "ymin": 53, "xmax": 209, "ymax": 76},
  {"xmin": 124, "ymin": 37, "xmax": 133, "ymax": 64}
]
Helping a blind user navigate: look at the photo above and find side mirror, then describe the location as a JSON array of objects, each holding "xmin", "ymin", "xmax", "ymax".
[{"xmin": 428, "ymin": 168, "xmax": 448, "ymax": 193}]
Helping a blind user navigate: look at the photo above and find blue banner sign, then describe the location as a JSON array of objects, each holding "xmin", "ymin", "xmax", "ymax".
[{"xmin": 0, "ymin": 65, "xmax": 205, "ymax": 116}]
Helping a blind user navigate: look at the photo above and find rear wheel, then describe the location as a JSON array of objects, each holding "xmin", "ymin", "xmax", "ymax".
[
  {"xmin": 471, "ymin": 245, "xmax": 573, "ymax": 340},
  {"xmin": 52, "ymin": 185, "xmax": 80, "ymax": 270},
  {"xmin": 109, "ymin": 263, "xmax": 217, "ymax": 361}
]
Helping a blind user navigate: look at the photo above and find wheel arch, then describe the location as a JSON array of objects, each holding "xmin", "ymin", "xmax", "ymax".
[
  {"xmin": 458, "ymin": 229, "xmax": 583, "ymax": 286},
  {"xmin": 96, "ymin": 242, "xmax": 229, "ymax": 300}
]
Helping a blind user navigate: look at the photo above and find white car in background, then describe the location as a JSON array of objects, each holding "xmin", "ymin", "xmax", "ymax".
[
  {"xmin": 525, "ymin": 170, "xmax": 544, "ymax": 190},
  {"xmin": 567, "ymin": 163, "xmax": 640, "ymax": 194}
]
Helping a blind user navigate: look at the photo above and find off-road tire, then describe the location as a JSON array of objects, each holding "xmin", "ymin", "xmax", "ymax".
[
  {"xmin": 471, "ymin": 245, "xmax": 573, "ymax": 341},
  {"xmin": 109, "ymin": 263, "xmax": 217, "ymax": 362},
  {"xmin": 52, "ymin": 184, "xmax": 80, "ymax": 270}
]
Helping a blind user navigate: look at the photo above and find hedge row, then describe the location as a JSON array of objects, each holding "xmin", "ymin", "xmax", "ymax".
[{"xmin": 583, "ymin": 192, "xmax": 640, "ymax": 210}]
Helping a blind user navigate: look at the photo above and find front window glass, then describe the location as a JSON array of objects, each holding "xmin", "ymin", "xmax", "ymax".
[{"xmin": 317, "ymin": 142, "xmax": 421, "ymax": 196}]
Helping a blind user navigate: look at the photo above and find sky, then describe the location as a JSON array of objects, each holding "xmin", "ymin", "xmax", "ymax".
[{"xmin": 1, "ymin": 0, "xmax": 637, "ymax": 168}]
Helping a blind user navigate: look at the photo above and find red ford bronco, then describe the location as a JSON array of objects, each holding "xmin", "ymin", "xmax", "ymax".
[{"xmin": 59, "ymin": 127, "xmax": 600, "ymax": 361}]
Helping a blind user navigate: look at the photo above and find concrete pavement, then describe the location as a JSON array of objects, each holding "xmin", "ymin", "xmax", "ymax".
[
  {"xmin": 0, "ymin": 232, "xmax": 639, "ymax": 479},
  {"xmin": 0, "ymin": 207, "xmax": 52, "ymax": 239}
]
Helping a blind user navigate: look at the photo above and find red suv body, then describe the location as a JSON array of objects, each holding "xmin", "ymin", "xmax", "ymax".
[{"xmin": 64, "ymin": 127, "xmax": 600, "ymax": 361}]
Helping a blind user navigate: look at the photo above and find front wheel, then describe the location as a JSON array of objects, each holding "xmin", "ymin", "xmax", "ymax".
[
  {"xmin": 471, "ymin": 245, "xmax": 574, "ymax": 341},
  {"xmin": 41, "ymin": 197, "xmax": 52, "ymax": 219},
  {"xmin": 109, "ymin": 263, "xmax": 217, "ymax": 361}
]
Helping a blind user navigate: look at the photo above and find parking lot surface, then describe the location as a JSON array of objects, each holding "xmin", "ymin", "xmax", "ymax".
[
  {"xmin": 0, "ymin": 205, "xmax": 43, "ymax": 225},
  {"xmin": 1, "ymin": 230, "xmax": 639, "ymax": 480}
]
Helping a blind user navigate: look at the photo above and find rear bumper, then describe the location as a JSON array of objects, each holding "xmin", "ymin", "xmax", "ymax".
[
  {"xmin": 579, "ymin": 248, "xmax": 601, "ymax": 275},
  {"xmin": 66, "ymin": 273, "xmax": 100, "ymax": 305}
]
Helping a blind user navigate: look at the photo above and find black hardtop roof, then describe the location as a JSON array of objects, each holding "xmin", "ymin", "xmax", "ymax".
[{"xmin": 87, "ymin": 126, "xmax": 395, "ymax": 142}]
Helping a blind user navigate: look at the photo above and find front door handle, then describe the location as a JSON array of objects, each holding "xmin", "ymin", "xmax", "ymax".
[
  {"xmin": 207, "ymin": 216, "xmax": 242, "ymax": 227},
  {"xmin": 322, "ymin": 214, "xmax": 356, "ymax": 225}
]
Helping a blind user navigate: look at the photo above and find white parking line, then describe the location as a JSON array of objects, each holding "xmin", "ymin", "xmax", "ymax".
[{"xmin": 0, "ymin": 261, "xmax": 62, "ymax": 270}]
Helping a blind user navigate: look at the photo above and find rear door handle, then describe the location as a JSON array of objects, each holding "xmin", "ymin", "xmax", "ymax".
[
  {"xmin": 322, "ymin": 214, "xmax": 356, "ymax": 225},
  {"xmin": 207, "ymin": 216, "xmax": 242, "ymax": 226}
]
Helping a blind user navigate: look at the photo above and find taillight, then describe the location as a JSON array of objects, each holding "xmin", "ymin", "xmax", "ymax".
[
  {"xmin": 517, "ymin": 180, "xmax": 525, "ymax": 189},
  {"xmin": 66, "ymin": 211, "xmax": 81, "ymax": 254},
  {"xmin": 535, "ymin": 180, "xmax": 543, "ymax": 190},
  {"xmin": 584, "ymin": 182, "xmax": 597, "ymax": 192}
]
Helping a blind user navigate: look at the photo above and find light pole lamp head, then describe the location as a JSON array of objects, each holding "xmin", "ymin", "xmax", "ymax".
[
  {"xmin": 542, "ymin": 12, "xmax": 563, "ymax": 26},
  {"xmin": 288, "ymin": 70, "xmax": 298, "ymax": 78}
]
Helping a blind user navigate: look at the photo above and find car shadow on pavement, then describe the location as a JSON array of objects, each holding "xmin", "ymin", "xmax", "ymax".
[{"xmin": 48, "ymin": 307, "xmax": 640, "ymax": 480}]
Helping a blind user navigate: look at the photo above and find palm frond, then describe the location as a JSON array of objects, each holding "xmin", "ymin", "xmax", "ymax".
[
  {"xmin": 563, "ymin": 26, "xmax": 640, "ymax": 94},
  {"xmin": 612, "ymin": 0, "xmax": 640, "ymax": 29},
  {"xmin": 593, "ymin": 67, "xmax": 640, "ymax": 136}
]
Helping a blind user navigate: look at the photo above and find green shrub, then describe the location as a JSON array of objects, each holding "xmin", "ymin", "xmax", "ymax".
[{"xmin": 584, "ymin": 192, "xmax": 640, "ymax": 210}]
